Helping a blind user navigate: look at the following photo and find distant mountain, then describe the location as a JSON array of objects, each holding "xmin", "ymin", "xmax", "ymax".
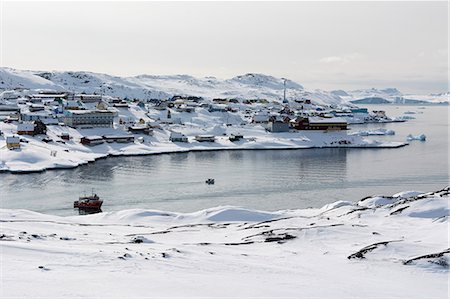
[
  {"xmin": 0, "ymin": 68, "xmax": 343, "ymax": 106},
  {"xmin": 330, "ymin": 90, "xmax": 349, "ymax": 97},
  {"xmin": 343, "ymin": 87, "xmax": 448, "ymax": 105},
  {"xmin": 350, "ymin": 97, "xmax": 391, "ymax": 104}
]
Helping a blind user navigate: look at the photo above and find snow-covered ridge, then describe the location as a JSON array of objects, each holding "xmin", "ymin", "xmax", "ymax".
[
  {"xmin": 1, "ymin": 67, "xmax": 446, "ymax": 105},
  {"xmin": 1, "ymin": 187, "xmax": 448, "ymax": 297},
  {"xmin": 1, "ymin": 67, "xmax": 327, "ymax": 104}
]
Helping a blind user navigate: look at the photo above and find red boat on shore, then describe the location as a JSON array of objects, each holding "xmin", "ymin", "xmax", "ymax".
[{"xmin": 74, "ymin": 193, "xmax": 103, "ymax": 210}]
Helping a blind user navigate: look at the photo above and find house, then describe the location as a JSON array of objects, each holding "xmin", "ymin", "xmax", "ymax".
[
  {"xmin": 158, "ymin": 116, "xmax": 181, "ymax": 125},
  {"xmin": 295, "ymin": 99, "xmax": 312, "ymax": 105},
  {"xmin": 6, "ymin": 136, "xmax": 20, "ymax": 149},
  {"xmin": 20, "ymin": 111, "xmax": 58, "ymax": 125},
  {"xmin": 28, "ymin": 104, "xmax": 46, "ymax": 112},
  {"xmin": 350, "ymin": 108, "xmax": 369, "ymax": 114},
  {"xmin": 76, "ymin": 94, "xmax": 102, "ymax": 103},
  {"xmin": 60, "ymin": 132, "xmax": 70, "ymax": 140},
  {"xmin": 195, "ymin": 135, "xmax": 215, "ymax": 142},
  {"xmin": 127, "ymin": 126, "xmax": 153, "ymax": 135},
  {"xmin": 80, "ymin": 136, "xmax": 104, "ymax": 146},
  {"xmin": 175, "ymin": 105, "xmax": 195, "ymax": 113},
  {"xmin": 64, "ymin": 100, "xmax": 84, "ymax": 110},
  {"xmin": 229, "ymin": 134, "xmax": 244, "ymax": 142},
  {"xmin": 212, "ymin": 98, "xmax": 229, "ymax": 104},
  {"xmin": 146, "ymin": 121, "xmax": 161, "ymax": 129},
  {"xmin": 63, "ymin": 110, "xmax": 115, "ymax": 128},
  {"xmin": 96, "ymin": 101, "xmax": 109, "ymax": 110},
  {"xmin": 169, "ymin": 132, "xmax": 188, "ymax": 142},
  {"xmin": 267, "ymin": 119, "xmax": 290, "ymax": 132},
  {"xmin": 154, "ymin": 101, "xmax": 168, "ymax": 110},
  {"xmin": 373, "ymin": 110, "xmax": 387, "ymax": 118},
  {"xmin": 0, "ymin": 91, "xmax": 20, "ymax": 100},
  {"xmin": 252, "ymin": 113, "xmax": 270, "ymax": 124},
  {"xmin": 0, "ymin": 104, "xmax": 20, "ymax": 112},
  {"xmin": 0, "ymin": 105, "xmax": 21, "ymax": 121},
  {"xmin": 208, "ymin": 105, "xmax": 227, "ymax": 113},
  {"xmin": 102, "ymin": 135, "xmax": 135, "ymax": 143},
  {"xmin": 113, "ymin": 102, "xmax": 129, "ymax": 108},
  {"xmin": 17, "ymin": 123, "xmax": 35, "ymax": 135},
  {"xmin": 291, "ymin": 117, "xmax": 348, "ymax": 131}
]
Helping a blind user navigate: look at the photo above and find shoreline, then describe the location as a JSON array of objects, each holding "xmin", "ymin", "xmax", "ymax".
[{"xmin": 1, "ymin": 141, "xmax": 408, "ymax": 174}]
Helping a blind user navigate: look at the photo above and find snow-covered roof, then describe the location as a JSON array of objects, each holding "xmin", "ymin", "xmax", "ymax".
[
  {"xmin": 17, "ymin": 123, "xmax": 34, "ymax": 131},
  {"xmin": 170, "ymin": 132, "xmax": 186, "ymax": 138},
  {"xmin": 81, "ymin": 135, "xmax": 103, "ymax": 140},
  {"xmin": 308, "ymin": 117, "xmax": 347, "ymax": 124},
  {"xmin": 67, "ymin": 110, "xmax": 114, "ymax": 115},
  {"xmin": 6, "ymin": 136, "xmax": 20, "ymax": 143}
]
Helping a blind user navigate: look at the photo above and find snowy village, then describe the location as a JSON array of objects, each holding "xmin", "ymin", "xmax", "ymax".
[{"xmin": 0, "ymin": 69, "xmax": 422, "ymax": 173}]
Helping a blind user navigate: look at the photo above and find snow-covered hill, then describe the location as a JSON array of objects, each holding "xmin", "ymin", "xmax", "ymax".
[
  {"xmin": 0, "ymin": 67, "xmax": 347, "ymax": 106},
  {"xmin": 1, "ymin": 187, "xmax": 448, "ymax": 297},
  {"xmin": 1, "ymin": 67, "xmax": 447, "ymax": 105}
]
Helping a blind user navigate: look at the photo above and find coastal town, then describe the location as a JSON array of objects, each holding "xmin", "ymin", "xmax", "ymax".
[{"xmin": 0, "ymin": 83, "xmax": 409, "ymax": 172}]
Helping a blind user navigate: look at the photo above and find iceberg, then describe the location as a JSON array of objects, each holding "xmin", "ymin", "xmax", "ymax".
[
  {"xmin": 350, "ymin": 128, "xmax": 395, "ymax": 136},
  {"xmin": 407, "ymin": 134, "xmax": 426, "ymax": 141}
]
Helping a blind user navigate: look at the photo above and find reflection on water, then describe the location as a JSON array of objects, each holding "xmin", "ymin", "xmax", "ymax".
[{"xmin": 0, "ymin": 105, "xmax": 447, "ymax": 216}]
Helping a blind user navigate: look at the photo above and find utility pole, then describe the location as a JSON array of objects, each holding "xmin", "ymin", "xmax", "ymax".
[{"xmin": 282, "ymin": 78, "xmax": 287, "ymax": 103}]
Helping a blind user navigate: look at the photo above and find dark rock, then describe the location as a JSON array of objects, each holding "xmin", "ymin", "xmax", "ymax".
[
  {"xmin": 403, "ymin": 248, "xmax": 450, "ymax": 265},
  {"xmin": 348, "ymin": 240, "xmax": 402, "ymax": 259},
  {"xmin": 390, "ymin": 206, "xmax": 409, "ymax": 215},
  {"xmin": 265, "ymin": 234, "xmax": 296, "ymax": 243}
]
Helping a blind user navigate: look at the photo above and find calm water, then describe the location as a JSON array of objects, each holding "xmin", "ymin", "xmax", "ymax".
[{"xmin": 0, "ymin": 105, "xmax": 448, "ymax": 216}]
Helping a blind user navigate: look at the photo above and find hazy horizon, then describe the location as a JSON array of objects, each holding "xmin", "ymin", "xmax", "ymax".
[{"xmin": 1, "ymin": 1, "xmax": 448, "ymax": 94}]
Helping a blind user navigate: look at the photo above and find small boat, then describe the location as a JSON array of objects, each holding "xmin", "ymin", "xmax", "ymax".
[
  {"xmin": 205, "ymin": 178, "xmax": 215, "ymax": 185},
  {"xmin": 74, "ymin": 193, "xmax": 103, "ymax": 210}
]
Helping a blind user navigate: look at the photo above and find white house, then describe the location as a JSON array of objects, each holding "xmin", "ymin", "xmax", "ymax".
[
  {"xmin": 6, "ymin": 135, "xmax": 20, "ymax": 149},
  {"xmin": 169, "ymin": 132, "xmax": 188, "ymax": 142},
  {"xmin": 63, "ymin": 110, "xmax": 116, "ymax": 128}
]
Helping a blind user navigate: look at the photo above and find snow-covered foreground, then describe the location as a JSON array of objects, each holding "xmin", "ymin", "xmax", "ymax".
[{"xmin": 1, "ymin": 187, "xmax": 448, "ymax": 298}]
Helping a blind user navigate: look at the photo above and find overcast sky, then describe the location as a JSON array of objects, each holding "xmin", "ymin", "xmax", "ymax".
[{"xmin": 1, "ymin": 1, "xmax": 448, "ymax": 93}]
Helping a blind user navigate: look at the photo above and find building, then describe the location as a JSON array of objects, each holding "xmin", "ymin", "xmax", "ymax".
[
  {"xmin": 60, "ymin": 132, "xmax": 70, "ymax": 140},
  {"xmin": 229, "ymin": 134, "xmax": 244, "ymax": 142},
  {"xmin": 63, "ymin": 110, "xmax": 115, "ymax": 128},
  {"xmin": 17, "ymin": 123, "xmax": 35, "ymax": 135},
  {"xmin": 252, "ymin": 113, "xmax": 270, "ymax": 124},
  {"xmin": 291, "ymin": 117, "xmax": 348, "ymax": 131},
  {"xmin": 0, "ymin": 104, "xmax": 21, "ymax": 121},
  {"xmin": 195, "ymin": 135, "xmax": 215, "ymax": 142},
  {"xmin": 267, "ymin": 120, "xmax": 290, "ymax": 132},
  {"xmin": 102, "ymin": 135, "xmax": 135, "ymax": 143},
  {"xmin": 64, "ymin": 100, "xmax": 84, "ymax": 110},
  {"xmin": 21, "ymin": 111, "xmax": 58, "ymax": 124},
  {"xmin": 80, "ymin": 136, "xmax": 104, "ymax": 146},
  {"xmin": 350, "ymin": 108, "xmax": 369, "ymax": 114},
  {"xmin": 76, "ymin": 94, "xmax": 102, "ymax": 103},
  {"xmin": 28, "ymin": 104, "xmax": 46, "ymax": 112},
  {"xmin": 6, "ymin": 136, "xmax": 20, "ymax": 149},
  {"xmin": 208, "ymin": 104, "xmax": 227, "ymax": 113},
  {"xmin": 169, "ymin": 132, "xmax": 188, "ymax": 142},
  {"xmin": 373, "ymin": 110, "xmax": 387, "ymax": 118},
  {"xmin": 127, "ymin": 126, "xmax": 153, "ymax": 135}
]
